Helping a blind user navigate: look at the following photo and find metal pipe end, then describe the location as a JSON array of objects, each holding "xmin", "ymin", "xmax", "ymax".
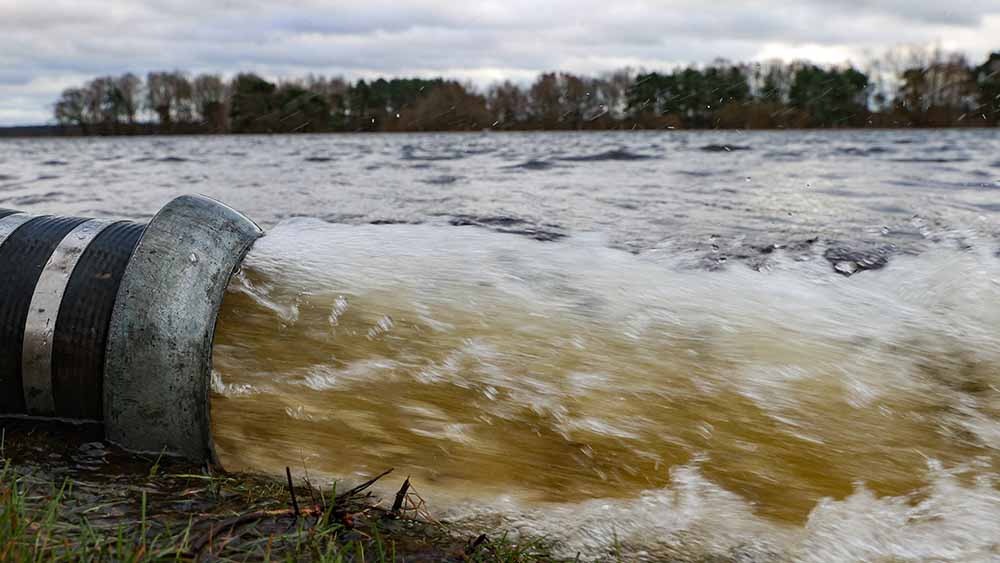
[{"xmin": 103, "ymin": 195, "xmax": 263, "ymax": 462}]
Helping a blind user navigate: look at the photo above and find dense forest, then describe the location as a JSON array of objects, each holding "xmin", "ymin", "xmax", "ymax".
[{"xmin": 50, "ymin": 48, "xmax": 1000, "ymax": 134}]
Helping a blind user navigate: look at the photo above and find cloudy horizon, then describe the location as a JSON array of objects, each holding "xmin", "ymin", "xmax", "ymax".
[{"xmin": 2, "ymin": 0, "xmax": 998, "ymax": 126}]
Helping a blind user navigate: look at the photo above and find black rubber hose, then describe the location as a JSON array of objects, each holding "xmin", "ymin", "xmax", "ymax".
[
  {"xmin": 0, "ymin": 216, "xmax": 89, "ymax": 413},
  {"xmin": 51, "ymin": 221, "xmax": 145, "ymax": 419},
  {"xmin": 0, "ymin": 195, "xmax": 262, "ymax": 462}
]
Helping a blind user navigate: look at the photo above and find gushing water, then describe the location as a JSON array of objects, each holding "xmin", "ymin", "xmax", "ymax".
[{"xmin": 211, "ymin": 218, "xmax": 1000, "ymax": 561}]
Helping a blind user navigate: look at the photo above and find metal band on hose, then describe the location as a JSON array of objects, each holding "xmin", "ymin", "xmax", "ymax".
[{"xmin": 21, "ymin": 219, "xmax": 116, "ymax": 416}]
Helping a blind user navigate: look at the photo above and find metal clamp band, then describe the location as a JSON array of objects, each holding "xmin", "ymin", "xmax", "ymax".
[{"xmin": 21, "ymin": 219, "xmax": 116, "ymax": 415}]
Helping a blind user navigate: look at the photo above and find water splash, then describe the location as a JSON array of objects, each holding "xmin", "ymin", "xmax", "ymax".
[{"xmin": 211, "ymin": 218, "xmax": 1000, "ymax": 560}]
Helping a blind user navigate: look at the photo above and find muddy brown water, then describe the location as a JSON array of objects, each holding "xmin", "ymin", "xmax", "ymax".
[{"xmin": 210, "ymin": 221, "xmax": 999, "ymax": 561}]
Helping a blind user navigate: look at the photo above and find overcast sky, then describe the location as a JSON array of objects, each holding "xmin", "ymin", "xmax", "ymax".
[{"xmin": 1, "ymin": 0, "xmax": 998, "ymax": 125}]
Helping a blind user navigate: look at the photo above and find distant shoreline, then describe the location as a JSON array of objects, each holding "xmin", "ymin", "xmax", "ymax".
[{"xmin": 1, "ymin": 123, "xmax": 995, "ymax": 139}]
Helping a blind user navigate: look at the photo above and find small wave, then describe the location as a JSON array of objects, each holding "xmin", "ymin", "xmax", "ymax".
[
  {"xmin": 870, "ymin": 205, "xmax": 910, "ymax": 215},
  {"xmin": 449, "ymin": 215, "xmax": 527, "ymax": 227},
  {"xmin": 764, "ymin": 150, "xmax": 805, "ymax": 159},
  {"xmin": 3, "ymin": 191, "xmax": 68, "ymax": 206},
  {"xmin": 460, "ymin": 146, "xmax": 497, "ymax": 156},
  {"xmin": 401, "ymin": 145, "xmax": 465, "ymax": 161},
  {"xmin": 449, "ymin": 214, "xmax": 528, "ymax": 228},
  {"xmin": 676, "ymin": 169, "xmax": 717, "ymax": 177},
  {"xmin": 314, "ymin": 213, "xmax": 365, "ymax": 223},
  {"xmin": 597, "ymin": 197, "xmax": 642, "ymax": 211},
  {"xmin": 368, "ymin": 219, "xmax": 417, "ymax": 225},
  {"xmin": 447, "ymin": 214, "xmax": 566, "ymax": 241},
  {"xmin": 891, "ymin": 157, "xmax": 971, "ymax": 163},
  {"xmin": 834, "ymin": 146, "xmax": 893, "ymax": 156},
  {"xmin": 0, "ymin": 174, "xmax": 16, "ymax": 181},
  {"xmin": 422, "ymin": 175, "xmax": 462, "ymax": 185},
  {"xmin": 158, "ymin": 156, "xmax": 189, "ymax": 163},
  {"xmin": 40, "ymin": 159, "xmax": 69, "ymax": 166},
  {"xmin": 888, "ymin": 178, "xmax": 996, "ymax": 190},
  {"xmin": 313, "ymin": 212, "xmax": 365, "ymax": 223},
  {"xmin": 557, "ymin": 148, "xmax": 655, "ymax": 162},
  {"xmin": 304, "ymin": 156, "xmax": 334, "ymax": 163},
  {"xmin": 699, "ymin": 144, "xmax": 751, "ymax": 152},
  {"xmin": 505, "ymin": 159, "xmax": 559, "ymax": 171}
]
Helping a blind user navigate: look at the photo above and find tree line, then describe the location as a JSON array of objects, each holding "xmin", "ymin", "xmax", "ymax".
[{"xmin": 52, "ymin": 48, "xmax": 1000, "ymax": 134}]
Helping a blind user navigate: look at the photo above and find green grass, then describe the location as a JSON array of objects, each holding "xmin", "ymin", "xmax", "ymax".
[{"xmin": 0, "ymin": 461, "xmax": 562, "ymax": 562}]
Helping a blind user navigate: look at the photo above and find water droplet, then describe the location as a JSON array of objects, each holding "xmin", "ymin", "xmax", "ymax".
[
  {"xmin": 484, "ymin": 386, "xmax": 498, "ymax": 400},
  {"xmin": 329, "ymin": 295, "xmax": 349, "ymax": 327}
]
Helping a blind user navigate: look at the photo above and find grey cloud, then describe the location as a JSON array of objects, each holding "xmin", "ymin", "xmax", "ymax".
[
  {"xmin": 0, "ymin": 0, "xmax": 998, "ymax": 125},
  {"xmin": 807, "ymin": 0, "xmax": 996, "ymax": 25}
]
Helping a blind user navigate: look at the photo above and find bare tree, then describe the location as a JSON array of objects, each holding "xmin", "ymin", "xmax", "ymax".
[
  {"xmin": 303, "ymin": 73, "xmax": 349, "ymax": 116},
  {"xmin": 54, "ymin": 88, "xmax": 89, "ymax": 130},
  {"xmin": 169, "ymin": 72, "xmax": 194, "ymax": 123},
  {"xmin": 84, "ymin": 76, "xmax": 115, "ymax": 125},
  {"xmin": 405, "ymin": 81, "xmax": 489, "ymax": 131},
  {"xmin": 192, "ymin": 74, "xmax": 226, "ymax": 121},
  {"xmin": 114, "ymin": 73, "xmax": 142, "ymax": 124},
  {"xmin": 529, "ymin": 73, "xmax": 563, "ymax": 127},
  {"xmin": 598, "ymin": 68, "xmax": 634, "ymax": 120},
  {"xmin": 486, "ymin": 80, "xmax": 529, "ymax": 127},
  {"xmin": 146, "ymin": 72, "xmax": 174, "ymax": 125}
]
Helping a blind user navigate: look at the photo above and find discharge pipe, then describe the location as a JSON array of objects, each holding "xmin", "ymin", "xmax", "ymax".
[{"xmin": 0, "ymin": 195, "xmax": 263, "ymax": 463}]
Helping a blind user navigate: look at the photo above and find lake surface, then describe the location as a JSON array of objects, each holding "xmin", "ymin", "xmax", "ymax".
[
  {"xmin": 1, "ymin": 130, "xmax": 998, "ymax": 259},
  {"xmin": 2, "ymin": 130, "xmax": 999, "ymax": 561}
]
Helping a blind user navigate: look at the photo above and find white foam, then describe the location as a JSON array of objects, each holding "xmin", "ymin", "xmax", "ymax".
[{"xmin": 213, "ymin": 220, "xmax": 1000, "ymax": 560}]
